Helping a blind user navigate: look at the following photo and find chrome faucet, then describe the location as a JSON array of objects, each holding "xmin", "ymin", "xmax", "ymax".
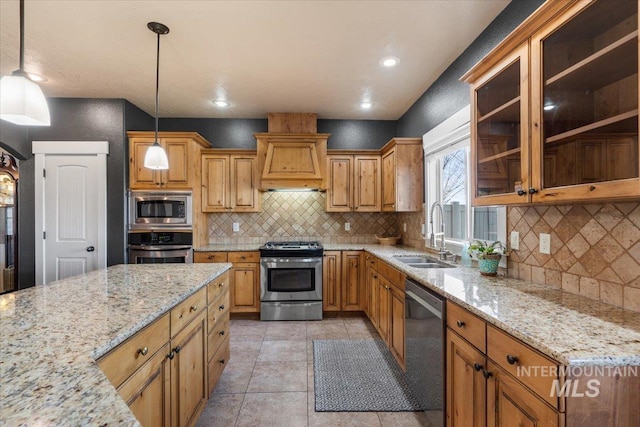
[{"xmin": 429, "ymin": 202, "xmax": 450, "ymax": 260}]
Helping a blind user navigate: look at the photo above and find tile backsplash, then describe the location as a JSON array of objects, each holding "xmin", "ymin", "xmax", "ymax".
[
  {"xmin": 508, "ymin": 203, "xmax": 640, "ymax": 312},
  {"xmin": 207, "ymin": 191, "xmax": 397, "ymax": 244}
]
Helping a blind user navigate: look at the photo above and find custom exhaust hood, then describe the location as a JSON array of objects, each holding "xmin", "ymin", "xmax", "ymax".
[{"xmin": 255, "ymin": 113, "xmax": 329, "ymax": 191}]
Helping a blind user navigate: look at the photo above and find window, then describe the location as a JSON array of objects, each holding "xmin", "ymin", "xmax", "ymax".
[{"xmin": 423, "ymin": 106, "xmax": 506, "ymax": 255}]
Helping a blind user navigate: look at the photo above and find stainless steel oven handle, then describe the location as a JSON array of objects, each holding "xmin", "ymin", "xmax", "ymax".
[
  {"xmin": 260, "ymin": 257, "xmax": 322, "ymax": 264},
  {"xmin": 128, "ymin": 245, "xmax": 193, "ymax": 251}
]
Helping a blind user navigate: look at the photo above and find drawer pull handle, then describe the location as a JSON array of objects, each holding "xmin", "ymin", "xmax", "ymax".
[
  {"xmin": 218, "ymin": 282, "xmax": 223, "ymax": 288},
  {"xmin": 506, "ymin": 355, "xmax": 519, "ymax": 365},
  {"xmin": 167, "ymin": 351, "xmax": 175, "ymax": 360},
  {"xmin": 137, "ymin": 347, "xmax": 149, "ymax": 357},
  {"xmin": 219, "ymin": 358, "xmax": 226, "ymax": 365},
  {"xmin": 208, "ymin": 255, "xmax": 214, "ymax": 260},
  {"xmin": 219, "ymin": 304, "xmax": 225, "ymax": 310},
  {"xmin": 456, "ymin": 320, "xmax": 465, "ymax": 328},
  {"xmin": 219, "ymin": 330, "xmax": 225, "ymax": 336},
  {"xmin": 173, "ymin": 346, "xmax": 181, "ymax": 354},
  {"xmin": 373, "ymin": 275, "xmax": 377, "ymax": 279},
  {"xmin": 190, "ymin": 305, "xmax": 198, "ymax": 312},
  {"xmin": 473, "ymin": 363, "xmax": 483, "ymax": 372},
  {"xmin": 482, "ymin": 369, "xmax": 493, "ymax": 379}
]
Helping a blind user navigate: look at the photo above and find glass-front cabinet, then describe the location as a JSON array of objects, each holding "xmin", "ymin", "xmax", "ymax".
[
  {"xmin": 466, "ymin": 0, "xmax": 639, "ymax": 205},
  {"xmin": 471, "ymin": 45, "xmax": 529, "ymax": 205}
]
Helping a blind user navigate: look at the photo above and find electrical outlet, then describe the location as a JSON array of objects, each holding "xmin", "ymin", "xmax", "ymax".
[
  {"xmin": 403, "ymin": 223, "xmax": 407, "ymax": 232},
  {"xmin": 344, "ymin": 222, "xmax": 350, "ymax": 231},
  {"xmin": 510, "ymin": 231, "xmax": 520, "ymax": 250},
  {"xmin": 232, "ymin": 222, "xmax": 240, "ymax": 232},
  {"xmin": 421, "ymin": 223, "xmax": 425, "ymax": 235},
  {"xmin": 539, "ymin": 233, "xmax": 551, "ymax": 254}
]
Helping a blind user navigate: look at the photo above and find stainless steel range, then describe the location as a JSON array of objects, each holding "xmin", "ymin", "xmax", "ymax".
[{"xmin": 259, "ymin": 241, "xmax": 323, "ymax": 321}]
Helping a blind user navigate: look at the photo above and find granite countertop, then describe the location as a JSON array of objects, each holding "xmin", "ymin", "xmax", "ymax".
[
  {"xmin": 195, "ymin": 244, "xmax": 261, "ymax": 252},
  {"xmin": 194, "ymin": 242, "xmax": 640, "ymax": 366},
  {"xmin": 0, "ymin": 263, "xmax": 231, "ymax": 426}
]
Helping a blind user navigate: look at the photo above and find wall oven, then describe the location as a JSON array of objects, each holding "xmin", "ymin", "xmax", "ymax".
[
  {"xmin": 128, "ymin": 231, "xmax": 193, "ymax": 264},
  {"xmin": 259, "ymin": 241, "xmax": 323, "ymax": 321},
  {"xmin": 128, "ymin": 191, "xmax": 192, "ymax": 230}
]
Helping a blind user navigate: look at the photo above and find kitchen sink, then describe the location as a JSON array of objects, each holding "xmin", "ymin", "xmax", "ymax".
[
  {"xmin": 393, "ymin": 255, "xmax": 455, "ymax": 269},
  {"xmin": 406, "ymin": 262, "xmax": 455, "ymax": 269}
]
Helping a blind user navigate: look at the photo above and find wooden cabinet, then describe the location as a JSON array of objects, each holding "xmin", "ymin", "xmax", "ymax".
[
  {"xmin": 129, "ymin": 132, "xmax": 210, "ymax": 190},
  {"xmin": 446, "ymin": 300, "xmax": 562, "ymax": 427},
  {"xmin": 195, "ymin": 251, "xmax": 260, "ymax": 313},
  {"xmin": 364, "ymin": 256, "xmax": 405, "ymax": 368},
  {"xmin": 380, "ymin": 138, "xmax": 424, "ymax": 212},
  {"xmin": 207, "ymin": 272, "xmax": 230, "ymax": 396},
  {"xmin": 325, "ymin": 154, "xmax": 381, "ymax": 212},
  {"xmin": 98, "ymin": 274, "xmax": 230, "ymax": 427},
  {"xmin": 322, "ymin": 250, "xmax": 364, "ymax": 311},
  {"xmin": 464, "ymin": 0, "xmax": 639, "ymax": 205},
  {"xmin": 322, "ymin": 251, "xmax": 341, "ymax": 311},
  {"xmin": 201, "ymin": 150, "xmax": 260, "ymax": 212}
]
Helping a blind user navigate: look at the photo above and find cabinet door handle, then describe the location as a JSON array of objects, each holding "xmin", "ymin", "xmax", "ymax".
[
  {"xmin": 473, "ymin": 363, "xmax": 483, "ymax": 372},
  {"xmin": 528, "ymin": 188, "xmax": 538, "ymax": 194},
  {"xmin": 219, "ymin": 330, "xmax": 225, "ymax": 336},
  {"xmin": 167, "ymin": 351, "xmax": 175, "ymax": 360},
  {"xmin": 373, "ymin": 275, "xmax": 377, "ymax": 279},
  {"xmin": 218, "ymin": 282, "xmax": 224, "ymax": 288},
  {"xmin": 137, "ymin": 346, "xmax": 149, "ymax": 357},
  {"xmin": 517, "ymin": 189, "xmax": 527, "ymax": 196},
  {"xmin": 506, "ymin": 354, "xmax": 519, "ymax": 365},
  {"xmin": 190, "ymin": 305, "xmax": 198, "ymax": 312},
  {"xmin": 219, "ymin": 304, "xmax": 225, "ymax": 310},
  {"xmin": 456, "ymin": 320, "xmax": 465, "ymax": 328},
  {"xmin": 219, "ymin": 358, "xmax": 226, "ymax": 365},
  {"xmin": 173, "ymin": 346, "xmax": 181, "ymax": 354},
  {"xmin": 482, "ymin": 369, "xmax": 493, "ymax": 379}
]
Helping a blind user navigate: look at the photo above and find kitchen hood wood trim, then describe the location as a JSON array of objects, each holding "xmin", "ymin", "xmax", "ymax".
[{"xmin": 255, "ymin": 133, "xmax": 330, "ymax": 190}]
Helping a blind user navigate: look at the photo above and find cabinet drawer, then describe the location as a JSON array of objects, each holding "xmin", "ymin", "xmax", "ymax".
[
  {"xmin": 171, "ymin": 287, "xmax": 207, "ymax": 337},
  {"xmin": 207, "ymin": 271, "xmax": 229, "ymax": 305},
  {"xmin": 98, "ymin": 313, "xmax": 170, "ymax": 389},
  {"xmin": 208, "ymin": 336, "xmax": 230, "ymax": 395},
  {"xmin": 377, "ymin": 261, "xmax": 405, "ymax": 290},
  {"xmin": 208, "ymin": 311, "xmax": 230, "ymax": 363},
  {"xmin": 116, "ymin": 342, "xmax": 171, "ymax": 403},
  {"xmin": 228, "ymin": 251, "xmax": 259, "ymax": 263},
  {"xmin": 447, "ymin": 301, "xmax": 487, "ymax": 353},
  {"xmin": 194, "ymin": 252, "xmax": 228, "ymax": 263},
  {"xmin": 487, "ymin": 325, "xmax": 560, "ymax": 409},
  {"xmin": 208, "ymin": 291, "xmax": 230, "ymax": 334}
]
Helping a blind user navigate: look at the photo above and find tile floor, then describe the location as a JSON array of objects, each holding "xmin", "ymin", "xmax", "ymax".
[{"xmin": 195, "ymin": 317, "xmax": 433, "ymax": 427}]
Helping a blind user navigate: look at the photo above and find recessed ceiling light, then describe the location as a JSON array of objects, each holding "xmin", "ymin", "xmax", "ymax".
[
  {"xmin": 380, "ymin": 56, "xmax": 400, "ymax": 67},
  {"xmin": 27, "ymin": 72, "xmax": 47, "ymax": 82},
  {"xmin": 543, "ymin": 104, "xmax": 555, "ymax": 111},
  {"xmin": 212, "ymin": 100, "xmax": 229, "ymax": 107},
  {"xmin": 360, "ymin": 102, "xmax": 372, "ymax": 109}
]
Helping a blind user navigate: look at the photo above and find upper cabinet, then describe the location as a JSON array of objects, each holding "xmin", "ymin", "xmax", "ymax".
[
  {"xmin": 128, "ymin": 132, "xmax": 210, "ymax": 190},
  {"xmin": 381, "ymin": 138, "xmax": 424, "ymax": 212},
  {"xmin": 464, "ymin": 0, "xmax": 639, "ymax": 205},
  {"xmin": 201, "ymin": 150, "xmax": 260, "ymax": 212},
  {"xmin": 326, "ymin": 153, "xmax": 381, "ymax": 212}
]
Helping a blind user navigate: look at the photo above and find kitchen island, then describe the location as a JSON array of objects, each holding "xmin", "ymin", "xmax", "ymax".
[{"xmin": 0, "ymin": 263, "xmax": 231, "ymax": 426}]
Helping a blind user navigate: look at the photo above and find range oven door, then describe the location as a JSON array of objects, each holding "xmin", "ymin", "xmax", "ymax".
[
  {"xmin": 260, "ymin": 257, "xmax": 322, "ymax": 302},
  {"xmin": 128, "ymin": 245, "xmax": 193, "ymax": 264}
]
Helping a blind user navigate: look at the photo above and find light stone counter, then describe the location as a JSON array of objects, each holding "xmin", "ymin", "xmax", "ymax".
[
  {"xmin": 0, "ymin": 263, "xmax": 231, "ymax": 426},
  {"xmin": 195, "ymin": 244, "xmax": 261, "ymax": 252}
]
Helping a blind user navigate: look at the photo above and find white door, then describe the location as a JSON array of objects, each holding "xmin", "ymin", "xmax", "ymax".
[{"xmin": 33, "ymin": 141, "xmax": 108, "ymax": 285}]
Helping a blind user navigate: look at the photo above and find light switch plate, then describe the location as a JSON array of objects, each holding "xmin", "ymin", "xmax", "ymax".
[
  {"xmin": 344, "ymin": 222, "xmax": 350, "ymax": 231},
  {"xmin": 403, "ymin": 223, "xmax": 407, "ymax": 232},
  {"xmin": 510, "ymin": 231, "xmax": 520, "ymax": 250},
  {"xmin": 539, "ymin": 233, "xmax": 551, "ymax": 254},
  {"xmin": 421, "ymin": 223, "xmax": 425, "ymax": 235},
  {"xmin": 232, "ymin": 222, "xmax": 240, "ymax": 232}
]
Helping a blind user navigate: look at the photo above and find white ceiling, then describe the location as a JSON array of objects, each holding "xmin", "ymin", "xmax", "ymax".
[{"xmin": 0, "ymin": 0, "xmax": 510, "ymax": 120}]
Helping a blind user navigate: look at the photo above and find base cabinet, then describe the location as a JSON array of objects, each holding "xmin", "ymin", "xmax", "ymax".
[
  {"xmin": 322, "ymin": 251, "xmax": 341, "ymax": 311},
  {"xmin": 322, "ymin": 250, "xmax": 364, "ymax": 312}
]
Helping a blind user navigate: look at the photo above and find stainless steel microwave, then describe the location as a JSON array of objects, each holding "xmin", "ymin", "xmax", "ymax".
[{"xmin": 128, "ymin": 191, "xmax": 193, "ymax": 229}]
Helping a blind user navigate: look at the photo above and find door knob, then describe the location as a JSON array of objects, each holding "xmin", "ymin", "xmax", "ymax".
[{"xmin": 86, "ymin": 246, "xmax": 95, "ymax": 252}]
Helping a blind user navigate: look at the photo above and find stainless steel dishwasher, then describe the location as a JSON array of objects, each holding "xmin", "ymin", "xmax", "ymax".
[{"xmin": 405, "ymin": 278, "xmax": 445, "ymax": 426}]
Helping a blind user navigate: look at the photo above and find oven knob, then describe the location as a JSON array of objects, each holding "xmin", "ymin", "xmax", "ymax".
[{"xmin": 266, "ymin": 243, "xmax": 274, "ymax": 249}]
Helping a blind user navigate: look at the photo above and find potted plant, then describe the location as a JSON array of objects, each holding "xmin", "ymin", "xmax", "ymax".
[{"xmin": 468, "ymin": 240, "xmax": 504, "ymax": 276}]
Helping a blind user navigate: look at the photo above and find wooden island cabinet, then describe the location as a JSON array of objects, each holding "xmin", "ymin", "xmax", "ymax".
[{"xmin": 98, "ymin": 272, "xmax": 230, "ymax": 427}]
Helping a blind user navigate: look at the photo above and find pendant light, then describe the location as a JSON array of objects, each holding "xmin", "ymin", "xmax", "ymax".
[
  {"xmin": 0, "ymin": 0, "xmax": 50, "ymax": 126},
  {"xmin": 143, "ymin": 22, "xmax": 170, "ymax": 170}
]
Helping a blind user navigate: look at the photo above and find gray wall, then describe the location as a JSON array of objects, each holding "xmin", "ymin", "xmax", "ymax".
[{"xmin": 397, "ymin": 0, "xmax": 545, "ymax": 137}]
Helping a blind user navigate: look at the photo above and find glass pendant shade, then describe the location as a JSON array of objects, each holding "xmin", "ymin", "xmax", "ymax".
[
  {"xmin": 144, "ymin": 141, "xmax": 169, "ymax": 170},
  {"xmin": 0, "ymin": 73, "xmax": 50, "ymax": 126}
]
